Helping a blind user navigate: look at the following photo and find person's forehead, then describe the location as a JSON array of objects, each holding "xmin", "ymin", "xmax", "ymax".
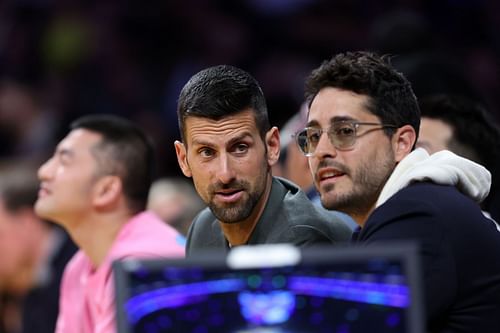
[
  {"xmin": 308, "ymin": 87, "xmax": 375, "ymax": 125},
  {"xmin": 184, "ymin": 110, "xmax": 260, "ymax": 145},
  {"xmin": 57, "ymin": 129, "xmax": 102, "ymax": 152}
]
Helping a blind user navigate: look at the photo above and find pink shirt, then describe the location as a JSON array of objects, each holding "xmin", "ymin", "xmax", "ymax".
[{"xmin": 55, "ymin": 212, "xmax": 185, "ymax": 333}]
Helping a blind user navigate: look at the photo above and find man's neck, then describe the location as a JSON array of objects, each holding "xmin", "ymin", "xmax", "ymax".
[
  {"xmin": 66, "ymin": 210, "xmax": 132, "ymax": 268},
  {"xmin": 351, "ymin": 213, "xmax": 370, "ymax": 228},
  {"xmin": 221, "ymin": 219, "xmax": 259, "ymax": 247},
  {"xmin": 344, "ymin": 202, "xmax": 376, "ymax": 228}
]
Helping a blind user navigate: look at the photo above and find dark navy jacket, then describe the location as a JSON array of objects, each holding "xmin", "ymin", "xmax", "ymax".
[{"xmin": 352, "ymin": 182, "xmax": 500, "ymax": 333}]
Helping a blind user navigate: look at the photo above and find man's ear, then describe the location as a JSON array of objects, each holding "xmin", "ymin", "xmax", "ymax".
[
  {"xmin": 393, "ymin": 124, "xmax": 416, "ymax": 162},
  {"xmin": 265, "ymin": 126, "xmax": 280, "ymax": 166},
  {"xmin": 93, "ymin": 175, "xmax": 122, "ymax": 208},
  {"xmin": 174, "ymin": 140, "xmax": 192, "ymax": 177}
]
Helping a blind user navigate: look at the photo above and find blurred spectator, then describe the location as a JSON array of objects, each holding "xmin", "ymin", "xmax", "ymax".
[
  {"xmin": 417, "ymin": 94, "xmax": 500, "ymax": 222},
  {"xmin": 34, "ymin": 114, "xmax": 185, "ymax": 333},
  {"xmin": 0, "ymin": 161, "xmax": 77, "ymax": 333},
  {"xmin": 147, "ymin": 177, "xmax": 204, "ymax": 237},
  {"xmin": 276, "ymin": 102, "xmax": 357, "ymax": 230},
  {"xmin": 0, "ymin": 1, "xmax": 498, "ymax": 179},
  {"xmin": 0, "ymin": 79, "xmax": 58, "ymax": 162}
]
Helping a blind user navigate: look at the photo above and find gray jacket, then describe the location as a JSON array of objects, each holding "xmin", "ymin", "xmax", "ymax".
[{"xmin": 186, "ymin": 177, "xmax": 352, "ymax": 256}]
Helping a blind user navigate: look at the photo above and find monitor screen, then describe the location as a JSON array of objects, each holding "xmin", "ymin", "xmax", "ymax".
[{"xmin": 113, "ymin": 243, "xmax": 424, "ymax": 333}]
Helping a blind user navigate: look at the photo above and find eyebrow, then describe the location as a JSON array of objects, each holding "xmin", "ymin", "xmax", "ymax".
[
  {"xmin": 307, "ymin": 116, "xmax": 357, "ymax": 128},
  {"xmin": 191, "ymin": 131, "xmax": 254, "ymax": 148},
  {"xmin": 226, "ymin": 132, "xmax": 253, "ymax": 146},
  {"xmin": 55, "ymin": 147, "xmax": 75, "ymax": 159}
]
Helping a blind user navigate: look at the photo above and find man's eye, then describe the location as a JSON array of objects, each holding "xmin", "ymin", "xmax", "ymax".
[
  {"xmin": 307, "ymin": 130, "xmax": 321, "ymax": 143},
  {"xmin": 58, "ymin": 153, "xmax": 72, "ymax": 165},
  {"xmin": 199, "ymin": 148, "xmax": 215, "ymax": 157},
  {"xmin": 234, "ymin": 144, "xmax": 248, "ymax": 154},
  {"xmin": 334, "ymin": 126, "xmax": 355, "ymax": 137}
]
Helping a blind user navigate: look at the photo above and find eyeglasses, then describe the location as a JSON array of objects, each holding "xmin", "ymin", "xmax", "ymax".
[{"xmin": 294, "ymin": 121, "xmax": 397, "ymax": 156}]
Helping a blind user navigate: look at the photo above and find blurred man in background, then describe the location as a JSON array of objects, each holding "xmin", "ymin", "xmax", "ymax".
[
  {"xmin": 0, "ymin": 79, "xmax": 58, "ymax": 162},
  {"xmin": 417, "ymin": 94, "xmax": 500, "ymax": 222},
  {"xmin": 35, "ymin": 114, "xmax": 184, "ymax": 333},
  {"xmin": 147, "ymin": 177, "xmax": 204, "ymax": 237},
  {"xmin": 0, "ymin": 162, "xmax": 76, "ymax": 333}
]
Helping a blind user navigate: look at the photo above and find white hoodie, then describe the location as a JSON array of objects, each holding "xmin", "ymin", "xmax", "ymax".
[{"xmin": 376, "ymin": 148, "xmax": 499, "ymax": 231}]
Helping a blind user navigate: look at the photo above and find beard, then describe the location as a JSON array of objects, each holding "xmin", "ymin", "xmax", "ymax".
[
  {"xmin": 207, "ymin": 164, "xmax": 268, "ymax": 224},
  {"xmin": 319, "ymin": 150, "xmax": 395, "ymax": 217},
  {"xmin": 207, "ymin": 180, "xmax": 262, "ymax": 223}
]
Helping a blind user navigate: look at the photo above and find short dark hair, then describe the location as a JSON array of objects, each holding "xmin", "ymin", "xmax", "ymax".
[
  {"xmin": 305, "ymin": 51, "xmax": 420, "ymax": 140},
  {"xmin": 177, "ymin": 65, "xmax": 270, "ymax": 143},
  {"xmin": 419, "ymin": 94, "xmax": 500, "ymax": 173},
  {"xmin": 70, "ymin": 114, "xmax": 155, "ymax": 213},
  {"xmin": 0, "ymin": 163, "xmax": 39, "ymax": 213}
]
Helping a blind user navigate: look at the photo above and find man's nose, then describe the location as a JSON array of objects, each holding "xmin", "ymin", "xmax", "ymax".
[{"xmin": 215, "ymin": 153, "xmax": 237, "ymax": 184}]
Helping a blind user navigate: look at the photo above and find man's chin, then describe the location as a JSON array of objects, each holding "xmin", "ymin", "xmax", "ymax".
[
  {"xmin": 33, "ymin": 203, "xmax": 45, "ymax": 217},
  {"xmin": 34, "ymin": 203, "xmax": 53, "ymax": 220},
  {"xmin": 210, "ymin": 205, "xmax": 250, "ymax": 224},
  {"xmin": 320, "ymin": 193, "xmax": 349, "ymax": 212}
]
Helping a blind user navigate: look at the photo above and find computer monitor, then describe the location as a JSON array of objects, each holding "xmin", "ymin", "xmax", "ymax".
[{"xmin": 113, "ymin": 243, "xmax": 424, "ymax": 333}]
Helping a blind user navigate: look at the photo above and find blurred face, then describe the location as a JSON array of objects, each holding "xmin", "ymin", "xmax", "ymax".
[
  {"xmin": 0, "ymin": 200, "xmax": 30, "ymax": 289},
  {"xmin": 416, "ymin": 117, "xmax": 453, "ymax": 154},
  {"xmin": 175, "ymin": 109, "xmax": 279, "ymax": 224},
  {"xmin": 148, "ymin": 191, "xmax": 186, "ymax": 223},
  {"xmin": 35, "ymin": 129, "xmax": 102, "ymax": 227},
  {"xmin": 307, "ymin": 88, "xmax": 398, "ymax": 220}
]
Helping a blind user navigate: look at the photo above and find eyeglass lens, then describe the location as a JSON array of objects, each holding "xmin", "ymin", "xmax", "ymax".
[{"xmin": 296, "ymin": 122, "xmax": 358, "ymax": 155}]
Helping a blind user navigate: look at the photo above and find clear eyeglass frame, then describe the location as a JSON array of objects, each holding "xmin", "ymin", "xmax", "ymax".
[{"xmin": 294, "ymin": 121, "xmax": 397, "ymax": 156}]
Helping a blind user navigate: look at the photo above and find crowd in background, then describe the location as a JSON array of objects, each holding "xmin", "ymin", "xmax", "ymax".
[{"xmin": 0, "ymin": 0, "xmax": 499, "ymax": 177}]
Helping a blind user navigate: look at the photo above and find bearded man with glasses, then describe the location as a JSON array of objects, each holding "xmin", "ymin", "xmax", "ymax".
[{"xmin": 300, "ymin": 51, "xmax": 500, "ymax": 332}]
